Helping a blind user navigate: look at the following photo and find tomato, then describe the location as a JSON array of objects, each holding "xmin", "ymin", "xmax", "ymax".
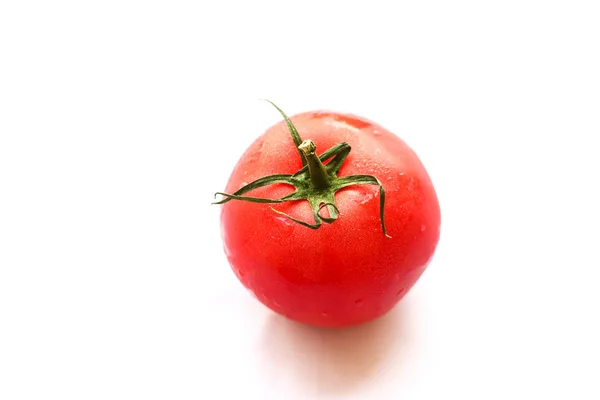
[{"xmin": 214, "ymin": 101, "xmax": 440, "ymax": 328}]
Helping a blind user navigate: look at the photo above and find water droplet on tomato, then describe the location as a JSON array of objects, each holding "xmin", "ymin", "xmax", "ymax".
[
  {"xmin": 396, "ymin": 288, "xmax": 406, "ymax": 297},
  {"xmin": 354, "ymin": 299, "xmax": 364, "ymax": 307},
  {"xmin": 372, "ymin": 130, "xmax": 381, "ymax": 136},
  {"xmin": 359, "ymin": 193, "xmax": 374, "ymax": 204},
  {"xmin": 247, "ymin": 151, "xmax": 259, "ymax": 163},
  {"xmin": 274, "ymin": 215, "xmax": 293, "ymax": 229},
  {"xmin": 421, "ymin": 224, "xmax": 426, "ymax": 232},
  {"xmin": 321, "ymin": 312, "xmax": 329, "ymax": 317}
]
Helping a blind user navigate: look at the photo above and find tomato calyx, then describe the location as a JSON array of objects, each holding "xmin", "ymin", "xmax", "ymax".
[{"xmin": 213, "ymin": 100, "xmax": 391, "ymax": 238}]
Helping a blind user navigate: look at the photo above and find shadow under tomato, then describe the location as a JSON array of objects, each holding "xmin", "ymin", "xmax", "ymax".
[{"xmin": 258, "ymin": 300, "xmax": 414, "ymax": 396}]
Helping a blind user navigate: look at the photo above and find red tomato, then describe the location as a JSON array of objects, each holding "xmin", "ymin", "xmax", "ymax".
[{"xmin": 215, "ymin": 102, "xmax": 440, "ymax": 327}]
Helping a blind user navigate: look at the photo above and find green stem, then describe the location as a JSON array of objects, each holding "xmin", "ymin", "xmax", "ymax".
[
  {"xmin": 212, "ymin": 100, "xmax": 391, "ymax": 237},
  {"xmin": 298, "ymin": 140, "xmax": 331, "ymax": 189}
]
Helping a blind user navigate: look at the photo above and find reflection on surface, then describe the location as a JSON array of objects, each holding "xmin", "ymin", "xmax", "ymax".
[{"xmin": 258, "ymin": 300, "xmax": 414, "ymax": 396}]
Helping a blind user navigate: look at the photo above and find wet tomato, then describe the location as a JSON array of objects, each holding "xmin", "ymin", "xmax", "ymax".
[{"xmin": 214, "ymin": 101, "xmax": 440, "ymax": 327}]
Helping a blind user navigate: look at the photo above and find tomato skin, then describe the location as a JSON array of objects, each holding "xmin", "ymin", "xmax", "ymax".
[{"xmin": 220, "ymin": 111, "xmax": 440, "ymax": 327}]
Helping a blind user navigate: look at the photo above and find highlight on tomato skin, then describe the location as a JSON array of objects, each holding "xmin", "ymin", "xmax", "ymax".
[{"xmin": 214, "ymin": 101, "xmax": 441, "ymax": 328}]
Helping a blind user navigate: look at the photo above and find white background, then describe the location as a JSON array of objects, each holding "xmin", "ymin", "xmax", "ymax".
[{"xmin": 1, "ymin": 1, "xmax": 599, "ymax": 399}]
